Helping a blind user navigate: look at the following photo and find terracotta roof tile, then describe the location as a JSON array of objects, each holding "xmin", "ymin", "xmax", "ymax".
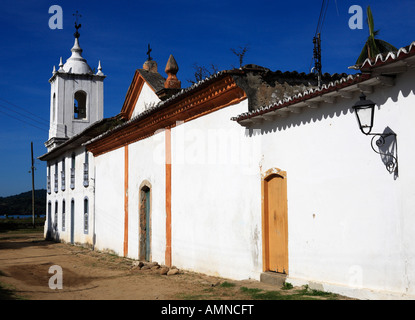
[{"xmin": 351, "ymin": 40, "xmax": 415, "ymax": 71}]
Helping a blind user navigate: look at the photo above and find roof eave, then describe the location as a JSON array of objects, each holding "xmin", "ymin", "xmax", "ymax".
[{"xmin": 38, "ymin": 117, "xmax": 121, "ymax": 161}]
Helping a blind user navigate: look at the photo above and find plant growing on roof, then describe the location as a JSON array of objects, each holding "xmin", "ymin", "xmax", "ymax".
[
  {"xmin": 355, "ymin": 6, "xmax": 397, "ymax": 65},
  {"xmin": 231, "ymin": 45, "xmax": 249, "ymax": 68},
  {"xmin": 187, "ymin": 63, "xmax": 219, "ymax": 85}
]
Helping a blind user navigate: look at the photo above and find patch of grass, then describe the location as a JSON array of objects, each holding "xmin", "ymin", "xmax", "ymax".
[
  {"xmin": 240, "ymin": 286, "xmax": 282, "ymax": 300},
  {"xmin": 309, "ymin": 290, "xmax": 333, "ymax": 296},
  {"xmin": 0, "ymin": 281, "xmax": 24, "ymax": 300},
  {"xmin": 219, "ymin": 281, "xmax": 236, "ymax": 288},
  {"xmin": 240, "ymin": 287, "xmax": 262, "ymax": 296},
  {"xmin": 239, "ymin": 285, "xmax": 340, "ymax": 300},
  {"xmin": 0, "ymin": 217, "xmax": 45, "ymax": 234},
  {"xmin": 3, "ymin": 227, "xmax": 44, "ymax": 234},
  {"xmin": 282, "ymin": 282, "xmax": 293, "ymax": 290},
  {"xmin": 296, "ymin": 285, "xmax": 340, "ymax": 299},
  {"xmin": 176, "ymin": 293, "xmax": 212, "ymax": 300},
  {"xmin": 253, "ymin": 291, "xmax": 283, "ymax": 300},
  {"xmin": 240, "ymin": 287, "xmax": 261, "ymax": 294},
  {"xmin": 300, "ymin": 287, "xmax": 336, "ymax": 297}
]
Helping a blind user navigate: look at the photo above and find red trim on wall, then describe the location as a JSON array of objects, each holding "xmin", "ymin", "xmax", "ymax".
[
  {"xmin": 120, "ymin": 71, "xmax": 145, "ymax": 120},
  {"xmin": 165, "ymin": 128, "xmax": 172, "ymax": 267},
  {"xmin": 123, "ymin": 145, "xmax": 129, "ymax": 257}
]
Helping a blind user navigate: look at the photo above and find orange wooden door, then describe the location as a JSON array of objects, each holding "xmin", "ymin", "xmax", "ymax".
[{"xmin": 263, "ymin": 172, "xmax": 288, "ymax": 274}]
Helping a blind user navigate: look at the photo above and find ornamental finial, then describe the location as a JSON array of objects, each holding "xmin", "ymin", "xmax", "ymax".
[
  {"xmin": 147, "ymin": 44, "xmax": 152, "ymax": 61},
  {"xmin": 73, "ymin": 11, "xmax": 82, "ymax": 38}
]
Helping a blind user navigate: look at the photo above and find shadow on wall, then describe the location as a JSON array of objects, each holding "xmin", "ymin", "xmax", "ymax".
[
  {"xmin": 45, "ymin": 220, "xmax": 60, "ymax": 242},
  {"xmin": 370, "ymin": 126, "xmax": 398, "ymax": 179},
  {"xmin": 247, "ymin": 97, "xmax": 352, "ymax": 135},
  {"xmin": 244, "ymin": 77, "xmax": 413, "ymax": 178},
  {"xmin": 247, "ymin": 79, "xmax": 413, "ymax": 133}
]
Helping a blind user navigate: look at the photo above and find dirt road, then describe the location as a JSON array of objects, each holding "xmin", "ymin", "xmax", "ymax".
[
  {"xmin": 0, "ymin": 232, "xmax": 277, "ymax": 300},
  {"xmin": 0, "ymin": 232, "xmax": 352, "ymax": 301}
]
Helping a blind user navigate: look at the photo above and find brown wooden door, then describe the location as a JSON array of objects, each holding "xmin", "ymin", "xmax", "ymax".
[
  {"xmin": 263, "ymin": 172, "xmax": 288, "ymax": 274},
  {"xmin": 139, "ymin": 187, "xmax": 151, "ymax": 261}
]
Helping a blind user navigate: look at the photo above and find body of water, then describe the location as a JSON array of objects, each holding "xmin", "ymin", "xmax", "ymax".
[{"xmin": 0, "ymin": 215, "xmax": 45, "ymax": 219}]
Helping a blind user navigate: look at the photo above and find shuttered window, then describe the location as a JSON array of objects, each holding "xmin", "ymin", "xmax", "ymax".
[
  {"xmin": 84, "ymin": 197, "xmax": 89, "ymax": 234},
  {"xmin": 70, "ymin": 153, "xmax": 75, "ymax": 189},
  {"xmin": 83, "ymin": 150, "xmax": 89, "ymax": 187},
  {"xmin": 62, "ymin": 199, "xmax": 66, "ymax": 231},
  {"xmin": 61, "ymin": 158, "xmax": 66, "ymax": 191}
]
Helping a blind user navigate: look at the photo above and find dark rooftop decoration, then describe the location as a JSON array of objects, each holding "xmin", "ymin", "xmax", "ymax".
[
  {"xmin": 73, "ymin": 11, "xmax": 82, "ymax": 39},
  {"xmin": 147, "ymin": 44, "xmax": 153, "ymax": 61}
]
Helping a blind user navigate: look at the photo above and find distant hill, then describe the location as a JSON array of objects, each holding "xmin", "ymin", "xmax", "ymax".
[{"xmin": 0, "ymin": 189, "xmax": 46, "ymax": 215}]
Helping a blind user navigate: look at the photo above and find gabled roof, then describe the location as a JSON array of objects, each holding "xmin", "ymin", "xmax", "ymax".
[
  {"xmin": 137, "ymin": 69, "xmax": 166, "ymax": 92},
  {"xmin": 87, "ymin": 70, "xmax": 244, "ymax": 144},
  {"xmin": 119, "ymin": 69, "xmax": 166, "ymax": 120},
  {"xmin": 85, "ymin": 70, "xmax": 247, "ymax": 156}
]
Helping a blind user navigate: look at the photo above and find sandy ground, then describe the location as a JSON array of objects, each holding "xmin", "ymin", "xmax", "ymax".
[{"xmin": 0, "ymin": 232, "xmax": 299, "ymax": 300}]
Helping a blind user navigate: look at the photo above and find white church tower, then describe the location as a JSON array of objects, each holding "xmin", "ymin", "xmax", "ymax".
[{"xmin": 45, "ymin": 22, "xmax": 105, "ymax": 151}]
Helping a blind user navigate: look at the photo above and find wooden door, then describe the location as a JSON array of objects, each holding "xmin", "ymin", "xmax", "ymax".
[
  {"xmin": 139, "ymin": 187, "xmax": 151, "ymax": 261},
  {"xmin": 144, "ymin": 189, "xmax": 150, "ymax": 261},
  {"xmin": 47, "ymin": 202, "xmax": 52, "ymax": 239},
  {"xmin": 70, "ymin": 199, "xmax": 75, "ymax": 244},
  {"xmin": 263, "ymin": 172, "xmax": 288, "ymax": 274}
]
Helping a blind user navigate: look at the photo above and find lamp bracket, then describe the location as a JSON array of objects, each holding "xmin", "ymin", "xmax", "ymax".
[{"xmin": 368, "ymin": 133, "xmax": 397, "ymax": 173}]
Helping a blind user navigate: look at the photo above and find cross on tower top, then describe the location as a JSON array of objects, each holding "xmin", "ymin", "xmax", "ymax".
[
  {"xmin": 73, "ymin": 10, "xmax": 82, "ymax": 23},
  {"xmin": 147, "ymin": 44, "xmax": 152, "ymax": 61}
]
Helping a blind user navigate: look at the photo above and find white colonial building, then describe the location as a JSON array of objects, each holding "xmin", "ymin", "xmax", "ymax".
[
  {"xmin": 40, "ymin": 29, "xmax": 110, "ymax": 245},
  {"xmin": 40, "ymin": 27, "xmax": 415, "ymax": 300}
]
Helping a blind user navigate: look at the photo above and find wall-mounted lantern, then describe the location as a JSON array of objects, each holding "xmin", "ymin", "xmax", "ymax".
[
  {"xmin": 352, "ymin": 93, "xmax": 376, "ymax": 135},
  {"xmin": 352, "ymin": 93, "xmax": 398, "ymax": 174}
]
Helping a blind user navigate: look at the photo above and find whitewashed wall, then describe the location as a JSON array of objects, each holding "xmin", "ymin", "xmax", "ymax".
[
  {"xmin": 94, "ymin": 147, "xmax": 124, "ymax": 255},
  {"xmin": 131, "ymin": 82, "xmax": 160, "ymax": 118},
  {"xmin": 52, "ymin": 68, "xmax": 414, "ymax": 300},
  {"xmin": 258, "ymin": 68, "xmax": 415, "ymax": 299},
  {"xmin": 44, "ymin": 147, "xmax": 95, "ymax": 246},
  {"xmin": 170, "ymin": 100, "xmax": 263, "ymax": 280},
  {"xmin": 49, "ymin": 75, "xmax": 104, "ymax": 141},
  {"xmin": 127, "ymin": 131, "xmax": 166, "ymax": 262}
]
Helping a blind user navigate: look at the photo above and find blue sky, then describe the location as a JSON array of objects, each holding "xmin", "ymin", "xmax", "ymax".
[{"xmin": 0, "ymin": 0, "xmax": 414, "ymax": 197}]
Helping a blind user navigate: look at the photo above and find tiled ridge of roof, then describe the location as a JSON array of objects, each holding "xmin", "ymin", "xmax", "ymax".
[
  {"xmin": 231, "ymin": 73, "xmax": 366, "ymax": 122},
  {"xmin": 261, "ymin": 69, "xmax": 348, "ymax": 84},
  {"xmin": 232, "ymin": 40, "xmax": 415, "ymax": 123},
  {"xmin": 85, "ymin": 67, "xmax": 358, "ymax": 145},
  {"xmin": 137, "ymin": 69, "xmax": 166, "ymax": 92},
  {"xmin": 352, "ymin": 40, "xmax": 415, "ymax": 70},
  {"xmin": 84, "ymin": 70, "xmax": 241, "ymax": 146}
]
